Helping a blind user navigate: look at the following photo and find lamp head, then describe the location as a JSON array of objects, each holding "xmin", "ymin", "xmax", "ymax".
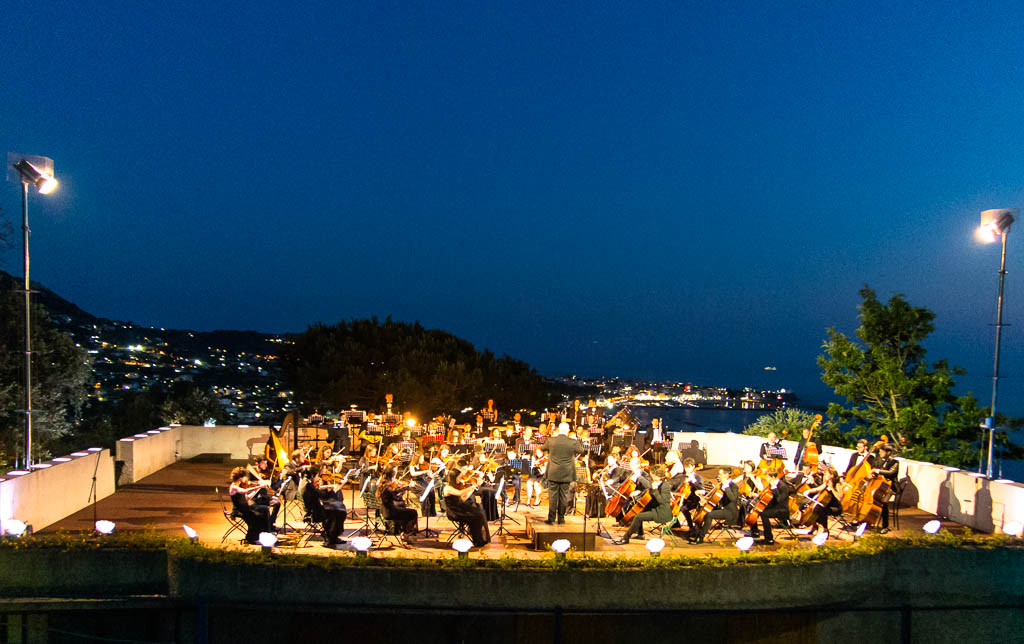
[
  {"xmin": 12, "ymin": 159, "xmax": 57, "ymax": 194},
  {"xmin": 978, "ymin": 208, "xmax": 1017, "ymax": 243}
]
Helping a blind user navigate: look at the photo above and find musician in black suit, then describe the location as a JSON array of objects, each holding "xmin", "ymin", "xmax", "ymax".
[
  {"xmin": 544, "ymin": 422, "xmax": 587, "ymax": 525},
  {"xmin": 758, "ymin": 468, "xmax": 791, "ymax": 545},
  {"xmin": 870, "ymin": 443, "xmax": 900, "ymax": 532},
  {"xmin": 845, "ymin": 439, "xmax": 873, "ymax": 476},
  {"xmin": 691, "ymin": 468, "xmax": 740, "ymax": 544},
  {"xmin": 792, "ymin": 427, "xmax": 819, "ymax": 469},
  {"xmin": 677, "ymin": 458, "xmax": 704, "ymax": 533}
]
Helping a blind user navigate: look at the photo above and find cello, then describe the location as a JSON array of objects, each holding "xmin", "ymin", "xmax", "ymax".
[
  {"xmin": 691, "ymin": 482, "xmax": 725, "ymax": 527},
  {"xmin": 744, "ymin": 485, "xmax": 776, "ymax": 528}
]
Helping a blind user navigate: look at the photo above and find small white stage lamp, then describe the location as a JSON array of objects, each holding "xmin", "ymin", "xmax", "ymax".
[
  {"xmin": 351, "ymin": 536, "xmax": 372, "ymax": 558},
  {"xmin": 735, "ymin": 536, "xmax": 754, "ymax": 552},
  {"xmin": 182, "ymin": 525, "xmax": 199, "ymax": 542},
  {"xmin": 812, "ymin": 532, "xmax": 829, "ymax": 547},
  {"xmin": 923, "ymin": 520, "xmax": 942, "ymax": 534},
  {"xmin": 645, "ymin": 538, "xmax": 666, "ymax": 557},
  {"xmin": 258, "ymin": 532, "xmax": 277, "ymax": 552},
  {"xmin": 452, "ymin": 538, "xmax": 473, "ymax": 559},
  {"xmin": 95, "ymin": 520, "xmax": 116, "ymax": 535}
]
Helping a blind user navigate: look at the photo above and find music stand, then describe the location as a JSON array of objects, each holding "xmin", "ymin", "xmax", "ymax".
[
  {"xmin": 592, "ymin": 480, "xmax": 614, "ymax": 540},
  {"xmin": 419, "ymin": 479, "xmax": 440, "ymax": 538},
  {"xmin": 493, "ymin": 476, "xmax": 518, "ymax": 537},
  {"xmin": 345, "ymin": 468, "xmax": 363, "ymax": 520},
  {"xmin": 357, "ymin": 476, "xmax": 377, "ymax": 536}
]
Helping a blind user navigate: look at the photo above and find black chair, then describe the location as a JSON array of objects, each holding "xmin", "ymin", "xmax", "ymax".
[
  {"xmin": 445, "ymin": 518, "xmax": 472, "ymax": 543},
  {"xmin": 375, "ymin": 503, "xmax": 410, "ymax": 549},
  {"xmin": 216, "ymin": 487, "xmax": 247, "ymax": 544},
  {"xmin": 887, "ymin": 479, "xmax": 906, "ymax": 531},
  {"xmin": 292, "ymin": 480, "xmax": 326, "ymax": 549}
]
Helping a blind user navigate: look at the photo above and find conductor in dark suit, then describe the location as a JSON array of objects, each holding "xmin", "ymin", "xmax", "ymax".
[{"xmin": 544, "ymin": 422, "xmax": 586, "ymax": 524}]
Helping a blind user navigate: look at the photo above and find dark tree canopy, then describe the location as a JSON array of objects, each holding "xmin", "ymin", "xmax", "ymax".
[
  {"xmin": 0, "ymin": 287, "xmax": 89, "ymax": 465},
  {"xmin": 284, "ymin": 317, "xmax": 552, "ymax": 418},
  {"xmin": 818, "ymin": 286, "xmax": 1022, "ymax": 468}
]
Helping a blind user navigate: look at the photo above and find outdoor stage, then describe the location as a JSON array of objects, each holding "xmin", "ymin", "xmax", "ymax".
[{"xmin": 45, "ymin": 458, "xmax": 964, "ymax": 558}]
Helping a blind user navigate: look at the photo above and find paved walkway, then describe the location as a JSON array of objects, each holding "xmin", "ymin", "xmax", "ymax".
[{"xmin": 46, "ymin": 459, "xmax": 963, "ymax": 559}]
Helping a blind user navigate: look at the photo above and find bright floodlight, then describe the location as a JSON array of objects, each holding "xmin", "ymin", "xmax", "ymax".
[
  {"xmin": 1002, "ymin": 521, "xmax": 1022, "ymax": 537},
  {"xmin": 812, "ymin": 532, "xmax": 829, "ymax": 547},
  {"xmin": 182, "ymin": 525, "xmax": 198, "ymax": 541},
  {"xmin": 923, "ymin": 520, "xmax": 942, "ymax": 534},
  {"xmin": 406, "ymin": 418, "xmax": 416, "ymax": 428},
  {"xmin": 978, "ymin": 208, "xmax": 1016, "ymax": 243},
  {"xmin": 12, "ymin": 159, "xmax": 57, "ymax": 194},
  {"xmin": 2, "ymin": 520, "xmax": 28, "ymax": 536},
  {"xmin": 735, "ymin": 536, "xmax": 754, "ymax": 551},
  {"xmin": 645, "ymin": 538, "xmax": 666, "ymax": 556},
  {"xmin": 258, "ymin": 532, "xmax": 277, "ymax": 547},
  {"xmin": 351, "ymin": 536, "xmax": 372, "ymax": 552},
  {"xmin": 95, "ymin": 520, "xmax": 116, "ymax": 535},
  {"xmin": 551, "ymin": 539, "xmax": 571, "ymax": 554}
]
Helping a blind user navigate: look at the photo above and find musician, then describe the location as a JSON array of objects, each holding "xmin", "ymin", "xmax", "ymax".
[
  {"xmin": 229, "ymin": 466, "xmax": 274, "ymax": 544},
  {"xmin": 284, "ymin": 449, "xmax": 311, "ymax": 485},
  {"xmin": 495, "ymin": 449, "xmax": 522, "ymax": 507},
  {"xmin": 407, "ymin": 451, "xmax": 437, "ymax": 517},
  {"xmin": 245, "ymin": 464, "xmax": 282, "ymax": 527},
  {"xmin": 650, "ymin": 418, "xmax": 664, "ymax": 444},
  {"xmin": 587, "ymin": 453, "xmax": 622, "ymax": 517},
  {"xmin": 431, "ymin": 445, "xmax": 453, "ymax": 514},
  {"xmin": 543, "ymin": 422, "xmax": 587, "ymax": 525},
  {"xmin": 870, "ymin": 443, "xmax": 900, "ymax": 532},
  {"xmin": 447, "ymin": 428, "xmax": 464, "ymax": 446},
  {"xmin": 756, "ymin": 468, "xmax": 790, "ymax": 545},
  {"xmin": 512, "ymin": 413, "xmax": 525, "ymax": 435},
  {"xmin": 803, "ymin": 465, "xmax": 844, "ymax": 537},
  {"xmin": 526, "ymin": 446, "xmax": 547, "ymax": 507},
  {"xmin": 788, "ymin": 462, "xmax": 818, "ymax": 489},
  {"xmin": 377, "ymin": 466, "xmax": 418, "ymax": 536},
  {"xmin": 615, "ymin": 465, "xmax": 677, "ymax": 544},
  {"xmin": 690, "ymin": 468, "xmax": 741, "ymax": 545},
  {"xmin": 845, "ymin": 439, "xmax": 874, "ymax": 476},
  {"xmin": 739, "ymin": 460, "xmax": 766, "ymax": 497},
  {"xmin": 301, "ymin": 468, "xmax": 348, "ymax": 548},
  {"xmin": 247, "ymin": 456, "xmax": 281, "ymax": 492},
  {"xmin": 444, "ymin": 469, "xmax": 491, "ymax": 547},
  {"xmin": 472, "ymin": 414, "xmax": 487, "ymax": 438},
  {"xmin": 359, "ymin": 444, "xmax": 380, "ymax": 478},
  {"xmin": 759, "ymin": 432, "xmax": 782, "ymax": 460},
  {"xmin": 516, "ymin": 427, "xmax": 536, "ymax": 456},
  {"xmin": 793, "ymin": 426, "xmax": 819, "ymax": 469},
  {"xmin": 677, "ymin": 458, "xmax": 704, "ymax": 533}
]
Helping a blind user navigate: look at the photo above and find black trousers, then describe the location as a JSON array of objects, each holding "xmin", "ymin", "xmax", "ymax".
[
  {"xmin": 322, "ymin": 506, "xmax": 347, "ymax": 545},
  {"xmin": 700, "ymin": 508, "xmax": 737, "ymax": 537},
  {"xmin": 760, "ymin": 506, "xmax": 789, "ymax": 542},
  {"xmin": 547, "ymin": 480, "xmax": 572, "ymax": 522}
]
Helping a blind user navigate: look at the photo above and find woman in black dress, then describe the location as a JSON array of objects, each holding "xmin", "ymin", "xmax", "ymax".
[
  {"xmin": 443, "ymin": 469, "xmax": 491, "ymax": 547},
  {"xmin": 228, "ymin": 466, "xmax": 273, "ymax": 544},
  {"xmin": 407, "ymin": 451, "xmax": 437, "ymax": 517},
  {"xmin": 377, "ymin": 467, "xmax": 418, "ymax": 536}
]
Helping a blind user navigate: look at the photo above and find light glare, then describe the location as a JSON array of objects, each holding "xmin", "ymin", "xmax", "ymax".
[
  {"xmin": 95, "ymin": 520, "xmax": 116, "ymax": 535},
  {"xmin": 923, "ymin": 520, "xmax": 942, "ymax": 534}
]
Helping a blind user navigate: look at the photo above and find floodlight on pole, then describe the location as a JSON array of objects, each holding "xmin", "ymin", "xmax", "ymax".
[
  {"xmin": 7, "ymin": 153, "xmax": 58, "ymax": 470},
  {"xmin": 977, "ymin": 208, "xmax": 1017, "ymax": 478}
]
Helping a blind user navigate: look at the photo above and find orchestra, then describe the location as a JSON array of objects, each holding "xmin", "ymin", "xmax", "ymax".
[{"xmin": 230, "ymin": 404, "xmax": 906, "ymax": 552}]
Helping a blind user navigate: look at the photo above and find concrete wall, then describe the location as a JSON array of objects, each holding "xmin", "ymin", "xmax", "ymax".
[
  {"xmin": 0, "ymin": 448, "xmax": 114, "ymax": 533},
  {"xmin": 116, "ymin": 425, "xmax": 270, "ymax": 485},
  {"xmin": 671, "ymin": 431, "xmax": 1024, "ymax": 534}
]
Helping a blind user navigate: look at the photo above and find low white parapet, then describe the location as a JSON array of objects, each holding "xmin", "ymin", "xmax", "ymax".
[{"xmin": 0, "ymin": 448, "xmax": 114, "ymax": 533}]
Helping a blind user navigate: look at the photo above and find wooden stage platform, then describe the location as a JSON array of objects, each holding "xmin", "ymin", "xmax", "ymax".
[{"xmin": 45, "ymin": 459, "xmax": 967, "ymax": 559}]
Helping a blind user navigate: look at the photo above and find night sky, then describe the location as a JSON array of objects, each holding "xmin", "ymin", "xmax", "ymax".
[{"xmin": 4, "ymin": 3, "xmax": 1024, "ymax": 412}]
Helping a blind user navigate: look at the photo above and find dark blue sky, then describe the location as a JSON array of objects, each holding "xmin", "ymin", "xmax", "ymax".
[{"xmin": 4, "ymin": 3, "xmax": 1024, "ymax": 411}]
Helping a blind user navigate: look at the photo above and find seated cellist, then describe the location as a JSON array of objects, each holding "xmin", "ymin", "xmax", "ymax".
[
  {"xmin": 756, "ymin": 468, "xmax": 790, "ymax": 545},
  {"xmin": 614, "ymin": 465, "xmax": 677, "ymax": 545}
]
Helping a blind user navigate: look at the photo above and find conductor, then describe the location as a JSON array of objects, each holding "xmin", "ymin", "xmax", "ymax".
[{"xmin": 544, "ymin": 421, "xmax": 587, "ymax": 525}]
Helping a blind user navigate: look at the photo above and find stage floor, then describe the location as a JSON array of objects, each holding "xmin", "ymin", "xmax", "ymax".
[{"xmin": 44, "ymin": 459, "xmax": 965, "ymax": 559}]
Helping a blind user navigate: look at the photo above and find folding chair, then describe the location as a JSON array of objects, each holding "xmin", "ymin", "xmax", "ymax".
[
  {"xmin": 653, "ymin": 516, "xmax": 680, "ymax": 548},
  {"xmin": 216, "ymin": 487, "xmax": 247, "ymax": 544},
  {"xmin": 292, "ymin": 480, "xmax": 326, "ymax": 549},
  {"xmin": 446, "ymin": 518, "xmax": 472, "ymax": 544},
  {"xmin": 705, "ymin": 514, "xmax": 743, "ymax": 542},
  {"xmin": 375, "ymin": 505, "xmax": 410, "ymax": 550}
]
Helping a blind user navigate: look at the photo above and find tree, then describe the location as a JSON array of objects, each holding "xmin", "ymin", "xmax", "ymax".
[
  {"xmin": 818, "ymin": 286, "xmax": 1021, "ymax": 468},
  {"xmin": 0, "ymin": 287, "xmax": 89, "ymax": 465},
  {"xmin": 284, "ymin": 317, "xmax": 552, "ymax": 418},
  {"xmin": 742, "ymin": 408, "xmax": 840, "ymax": 445}
]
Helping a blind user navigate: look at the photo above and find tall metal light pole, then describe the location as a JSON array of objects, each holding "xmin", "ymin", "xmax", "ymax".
[
  {"xmin": 8, "ymin": 154, "xmax": 57, "ymax": 470},
  {"xmin": 977, "ymin": 208, "xmax": 1016, "ymax": 478}
]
